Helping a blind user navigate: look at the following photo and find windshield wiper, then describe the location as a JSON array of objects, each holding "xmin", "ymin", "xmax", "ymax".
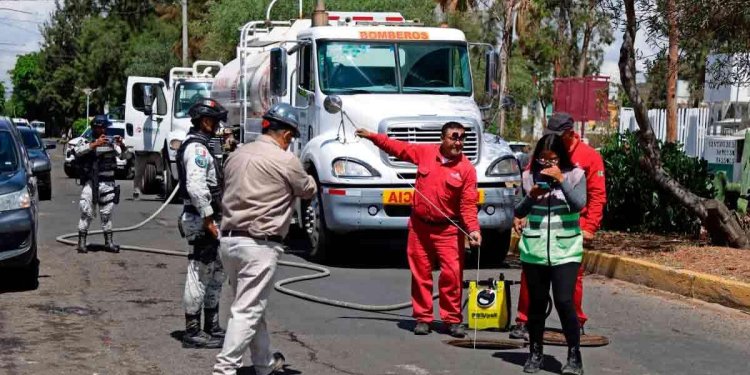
[
  {"xmin": 402, "ymin": 88, "xmax": 453, "ymax": 95},
  {"xmin": 331, "ymin": 88, "xmax": 373, "ymax": 94}
]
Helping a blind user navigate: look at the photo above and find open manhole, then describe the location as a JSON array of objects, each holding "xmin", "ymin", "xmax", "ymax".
[
  {"xmin": 444, "ymin": 338, "xmax": 525, "ymax": 350},
  {"xmin": 543, "ymin": 329, "xmax": 610, "ymax": 347}
]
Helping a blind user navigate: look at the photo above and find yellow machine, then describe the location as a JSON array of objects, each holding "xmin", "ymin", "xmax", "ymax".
[{"xmin": 466, "ymin": 275, "xmax": 512, "ymax": 331}]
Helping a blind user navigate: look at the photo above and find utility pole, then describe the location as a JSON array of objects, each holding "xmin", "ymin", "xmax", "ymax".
[{"xmin": 182, "ymin": 0, "xmax": 188, "ymax": 67}]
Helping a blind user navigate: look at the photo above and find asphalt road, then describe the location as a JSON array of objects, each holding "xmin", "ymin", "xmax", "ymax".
[{"xmin": 1, "ymin": 150, "xmax": 749, "ymax": 375}]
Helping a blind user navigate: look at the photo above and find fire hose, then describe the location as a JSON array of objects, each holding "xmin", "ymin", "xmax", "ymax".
[{"xmin": 56, "ymin": 186, "xmax": 437, "ymax": 312}]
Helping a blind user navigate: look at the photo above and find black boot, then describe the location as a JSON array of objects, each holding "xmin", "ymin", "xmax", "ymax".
[
  {"xmin": 523, "ymin": 342, "xmax": 544, "ymax": 373},
  {"xmin": 104, "ymin": 231, "xmax": 120, "ymax": 253},
  {"xmin": 76, "ymin": 230, "xmax": 88, "ymax": 253},
  {"xmin": 562, "ymin": 346, "xmax": 584, "ymax": 375},
  {"xmin": 204, "ymin": 308, "xmax": 226, "ymax": 338},
  {"xmin": 183, "ymin": 313, "xmax": 223, "ymax": 349}
]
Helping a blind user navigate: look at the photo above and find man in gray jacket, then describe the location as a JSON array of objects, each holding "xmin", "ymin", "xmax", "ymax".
[{"xmin": 213, "ymin": 103, "xmax": 316, "ymax": 375}]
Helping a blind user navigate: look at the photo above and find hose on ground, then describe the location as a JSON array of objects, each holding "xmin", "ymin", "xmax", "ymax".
[{"xmin": 56, "ymin": 187, "xmax": 435, "ymax": 312}]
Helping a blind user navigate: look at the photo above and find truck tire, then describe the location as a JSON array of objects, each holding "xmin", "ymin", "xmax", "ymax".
[
  {"xmin": 64, "ymin": 165, "xmax": 76, "ymax": 178},
  {"xmin": 38, "ymin": 172, "xmax": 51, "ymax": 201},
  {"xmin": 142, "ymin": 163, "xmax": 159, "ymax": 195},
  {"xmin": 301, "ymin": 173, "xmax": 338, "ymax": 263},
  {"xmin": 482, "ymin": 228, "xmax": 512, "ymax": 267}
]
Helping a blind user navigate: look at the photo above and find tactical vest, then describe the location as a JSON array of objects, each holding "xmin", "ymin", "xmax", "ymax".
[
  {"xmin": 79, "ymin": 142, "xmax": 118, "ymax": 185},
  {"xmin": 176, "ymin": 131, "xmax": 224, "ymax": 218},
  {"xmin": 518, "ymin": 168, "xmax": 585, "ymax": 266}
]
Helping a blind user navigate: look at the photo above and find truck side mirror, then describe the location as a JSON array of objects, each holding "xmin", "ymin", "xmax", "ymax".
[
  {"xmin": 485, "ymin": 50, "xmax": 498, "ymax": 96},
  {"xmin": 143, "ymin": 85, "xmax": 154, "ymax": 116},
  {"xmin": 270, "ymin": 47, "xmax": 288, "ymax": 97}
]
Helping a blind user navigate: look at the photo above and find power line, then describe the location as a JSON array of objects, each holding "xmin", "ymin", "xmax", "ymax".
[{"xmin": 0, "ymin": 7, "xmax": 33, "ymax": 14}]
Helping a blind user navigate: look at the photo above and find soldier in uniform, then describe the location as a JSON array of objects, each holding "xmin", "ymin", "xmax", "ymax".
[
  {"xmin": 176, "ymin": 98, "xmax": 227, "ymax": 349},
  {"xmin": 75, "ymin": 115, "xmax": 130, "ymax": 254}
]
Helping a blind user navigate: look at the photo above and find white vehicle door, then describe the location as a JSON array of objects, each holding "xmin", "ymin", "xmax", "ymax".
[
  {"xmin": 293, "ymin": 40, "xmax": 316, "ymax": 151},
  {"xmin": 125, "ymin": 77, "xmax": 169, "ymax": 153}
]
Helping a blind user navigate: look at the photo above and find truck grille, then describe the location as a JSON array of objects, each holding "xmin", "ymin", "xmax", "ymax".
[{"xmin": 385, "ymin": 125, "xmax": 479, "ymax": 167}]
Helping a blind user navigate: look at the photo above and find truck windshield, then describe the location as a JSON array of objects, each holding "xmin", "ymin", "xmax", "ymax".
[
  {"xmin": 174, "ymin": 82, "xmax": 212, "ymax": 118},
  {"xmin": 317, "ymin": 41, "xmax": 472, "ymax": 96}
]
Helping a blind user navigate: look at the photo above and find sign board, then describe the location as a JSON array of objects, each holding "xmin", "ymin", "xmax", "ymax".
[
  {"xmin": 553, "ymin": 76, "xmax": 610, "ymax": 122},
  {"xmin": 703, "ymin": 136, "xmax": 744, "ymax": 182}
]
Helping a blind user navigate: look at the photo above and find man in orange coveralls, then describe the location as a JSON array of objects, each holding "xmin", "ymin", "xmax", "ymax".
[
  {"xmin": 510, "ymin": 112, "xmax": 607, "ymax": 340},
  {"xmin": 356, "ymin": 122, "xmax": 482, "ymax": 338}
]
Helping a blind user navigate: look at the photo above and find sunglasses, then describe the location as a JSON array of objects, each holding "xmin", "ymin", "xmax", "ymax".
[
  {"xmin": 536, "ymin": 158, "xmax": 559, "ymax": 167},
  {"xmin": 445, "ymin": 132, "xmax": 467, "ymax": 142}
]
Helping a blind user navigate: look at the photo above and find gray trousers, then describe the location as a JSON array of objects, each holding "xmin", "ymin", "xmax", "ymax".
[
  {"xmin": 213, "ymin": 236, "xmax": 282, "ymax": 375},
  {"xmin": 183, "ymin": 258, "xmax": 225, "ymax": 315},
  {"xmin": 78, "ymin": 181, "xmax": 116, "ymax": 232}
]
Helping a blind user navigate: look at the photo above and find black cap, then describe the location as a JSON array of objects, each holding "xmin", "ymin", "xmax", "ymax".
[{"xmin": 545, "ymin": 112, "xmax": 574, "ymax": 135}]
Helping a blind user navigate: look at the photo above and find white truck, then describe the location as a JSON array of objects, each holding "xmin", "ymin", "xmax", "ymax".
[
  {"xmin": 124, "ymin": 60, "xmax": 224, "ymax": 197},
  {"xmin": 211, "ymin": 4, "xmax": 522, "ymax": 261}
]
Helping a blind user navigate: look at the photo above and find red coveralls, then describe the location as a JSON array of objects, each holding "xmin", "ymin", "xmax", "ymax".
[
  {"xmin": 516, "ymin": 134, "xmax": 607, "ymax": 325},
  {"xmin": 368, "ymin": 134, "xmax": 480, "ymax": 324}
]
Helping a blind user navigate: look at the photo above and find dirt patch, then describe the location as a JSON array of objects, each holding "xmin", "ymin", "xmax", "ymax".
[{"xmin": 590, "ymin": 232, "xmax": 750, "ymax": 284}]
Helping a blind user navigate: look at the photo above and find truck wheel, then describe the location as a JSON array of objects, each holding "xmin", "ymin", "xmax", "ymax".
[
  {"xmin": 126, "ymin": 162, "xmax": 135, "ymax": 180},
  {"xmin": 470, "ymin": 229, "xmax": 512, "ymax": 268},
  {"xmin": 64, "ymin": 165, "xmax": 76, "ymax": 178},
  {"xmin": 142, "ymin": 163, "xmax": 159, "ymax": 195},
  {"xmin": 301, "ymin": 174, "xmax": 337, "ymax": 262},
  {"xmin": 38, "ymin": 172, "xmax": 51, "ymax": 201}
]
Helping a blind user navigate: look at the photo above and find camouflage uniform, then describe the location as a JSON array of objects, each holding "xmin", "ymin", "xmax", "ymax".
[{"xmin": 74, "ymin": 136, "xmax": 129, "ymax": 252}]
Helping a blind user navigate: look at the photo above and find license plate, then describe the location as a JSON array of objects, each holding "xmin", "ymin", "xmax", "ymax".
[{"xmin": 382, "ymin": 189, "xmax": 486, "ymax": 205}]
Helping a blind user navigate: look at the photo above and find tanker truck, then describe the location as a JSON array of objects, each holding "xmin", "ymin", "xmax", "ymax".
[
  {"xmin": 124, "ymin": 60, "xmax": 224, "ymax": 198},
  {"xmin": 211, "ymin": 5, "xmax": 522, "ymax": 262}
]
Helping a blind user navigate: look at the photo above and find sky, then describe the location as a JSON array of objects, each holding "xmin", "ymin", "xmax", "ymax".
[{"xmin": 0, "ymin": 2, "xmax": 656, "ymax": 98}]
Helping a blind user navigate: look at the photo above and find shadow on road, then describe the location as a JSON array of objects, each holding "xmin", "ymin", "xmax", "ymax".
[{"xmin": 492, "ymin": 351, "xmax": 563, "ymax": 373}]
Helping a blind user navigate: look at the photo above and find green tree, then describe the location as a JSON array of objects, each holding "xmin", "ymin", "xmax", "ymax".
[
  {"xmin": 0, "ymin": 82, "xmax": 6, "ymax": 114},
  {"xmin": 9, "ymin": 52, "xmax": 43, "ymax": 120},
  {"xmin": 124, "ymin": 19, "xmax": 181, "ymax": 78}
]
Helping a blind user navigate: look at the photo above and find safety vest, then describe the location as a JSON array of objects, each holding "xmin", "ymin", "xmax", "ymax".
[
  {"xmin": 176, "ymin": 130, "xmax": 224, "ymax": 218},
  {"xmin": 518, "ymin": 168, "xmax": 585, "ymax": 266}
]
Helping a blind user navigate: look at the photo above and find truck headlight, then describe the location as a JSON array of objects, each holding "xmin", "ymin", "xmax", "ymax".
[
  {"xmin": 0, "ymin": 188, "xmax": 31, "ymax": 212},
  {"xmin": 169, "ymin": 139, "xmax": 182, "ymax": 150},
  {"xmin": 332, "ymin": 158, "xmax": 380, "ymax": 178},
  {"xmin": 486, "ymin": 157, "xmax": 520, "ymax": 177}
]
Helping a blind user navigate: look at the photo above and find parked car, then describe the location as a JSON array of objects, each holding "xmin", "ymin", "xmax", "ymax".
[
  {"xmin": 30, "ymin": 120, "xmax": 46, "ymax": 136},
  {"xmin": 0, "ymin": 117, "xmax": 40, "ymax": 289},
  {"xmin": 64, "ymin": 122, "xmax": 134, "ymax": 179},
  {"xmin": 18, "ymin": 126, "xmax": 54, "ymax": 200},
  {"xmin": 12, "ymin": 118, "xmax": 30, "ymax": 128}
]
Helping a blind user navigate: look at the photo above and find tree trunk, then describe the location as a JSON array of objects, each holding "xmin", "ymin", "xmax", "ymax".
[
  {"xmin": 554, "ymin": 0, "xmax": 570, "ymax": 76},
  {"xmin": 619, "ymin": 0, "xmax": 749, "ymax": 249},
  {"xmin": 666, "ymin": 0, "xmax": 679, "ymax": 143},
  {"xmin": 496, "ymin": 0, "xmax": 515, "ymax": 137},
  {"xmin": 576, "ymin": 0, "xmax": 596, "ymax": 77}
]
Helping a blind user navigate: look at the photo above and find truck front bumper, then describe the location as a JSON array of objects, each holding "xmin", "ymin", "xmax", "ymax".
[{"xmin": 319, "ymin": 185, "xmax": 517, "ymax": 234}]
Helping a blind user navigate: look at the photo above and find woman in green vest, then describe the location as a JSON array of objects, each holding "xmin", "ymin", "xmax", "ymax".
[{"xmin": 516, "ymin": 134, "xmax": 587, "ymax": 375}]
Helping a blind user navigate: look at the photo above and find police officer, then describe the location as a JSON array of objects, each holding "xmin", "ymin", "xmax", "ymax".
[
  {"xmin": 75, "ymin": 115, "xmax": 129, "ymax": 253},
  {"xmin": 176, "ymin": 98, "xmax": 227, "ymax": 349}
]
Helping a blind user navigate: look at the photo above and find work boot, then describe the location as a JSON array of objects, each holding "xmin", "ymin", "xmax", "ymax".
[
  {"xmin": 270, "ymin": 351, "xmax": 286, "ymax": 373},
  {"xmin": 562, "ymin": 346, "xmax": 584, "ymax": 375},
  {"xmin": 510, "ymin": 322, "xmax": 529, "ymax": 340},
  {"xmin": 523, "ymin": 342, "xmax": 544, "ymax": 373},
  {"xmin": 104, "ymin": 231, "xmax": 120, "ymax": 253},
  {"xmin": 182, "ymin": 313, "xmax": 223, "ymax": 349},
  {"xmin": 133, "ymin": 188, "xmax": 140, "ymax": 200},
  {"xmin": 413, "ymin": 322, "xmax": 431, "ymax": 335},
  {"xmin": 203, "ymin": 308, "xmax": 226, "ymax": 338},
  {"xmin": 76, "ymin": 230, "xmax": 88, "ymax": 253},
  {"xmin": 448, "ymin": 323, "xmax": 466, "ymax": 338}
]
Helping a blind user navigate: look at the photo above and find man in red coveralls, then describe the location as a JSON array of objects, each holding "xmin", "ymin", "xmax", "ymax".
[
  {"xmin": 510, "ymin": 112, "xmax": 607, "ymax": 340},
  {"xmin": 356, "ymin": 122, "xmax": 482, "ymax": 338}
]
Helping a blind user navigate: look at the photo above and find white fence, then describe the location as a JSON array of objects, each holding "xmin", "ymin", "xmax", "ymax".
[{"xmin": 619, "ymin": 107, "xmax": 709, "ymax": 158}]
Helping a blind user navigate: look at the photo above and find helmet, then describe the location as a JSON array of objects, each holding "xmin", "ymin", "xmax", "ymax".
[
  {"xmin": 188, "ymin": 98, "xmax": 228, "ymax": 123},
  {"xmin": 91, "ymin": 115, "xmax": 111, "ymax": 128},
  {"xmin": 262, "ymin": 103, "xmax": 300, "ymax": 137}
]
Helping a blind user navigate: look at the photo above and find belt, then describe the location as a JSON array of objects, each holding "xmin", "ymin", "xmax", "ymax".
[
  {"xmin": 414, "ymin": 216, "xmax": 459, "ymax": 226},
  {"xmin": 221, "ymin": 230, "xmax": 283, "ymax": 243}
]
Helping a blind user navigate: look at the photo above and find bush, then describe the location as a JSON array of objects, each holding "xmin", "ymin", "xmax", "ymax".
[
  {"xmin": 600, "ymin": 132, "xmax": 713, "ymax": 235},
  {"xmin": 72, "ymin": 118, "xmax": 88, "ymax": 137}
]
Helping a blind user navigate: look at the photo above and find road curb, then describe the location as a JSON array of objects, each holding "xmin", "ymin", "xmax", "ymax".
[{"xmin": 583, "ymin": 250, "xmax": 750, "ymax": 312}]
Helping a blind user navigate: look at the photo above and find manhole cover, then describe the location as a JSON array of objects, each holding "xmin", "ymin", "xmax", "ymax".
[
  {"xmin": 543, "ymin": 330, "xmax": 610, "ymax": 347},
  {"xmin": 444, "ymin": 338, "xmax": 525, "ymax": 350}
]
